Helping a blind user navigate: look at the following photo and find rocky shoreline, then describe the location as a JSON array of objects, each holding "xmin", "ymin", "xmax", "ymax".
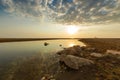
[{"xmin": 55, "ymin": 45, "xmax": 120, "ymax": 80}]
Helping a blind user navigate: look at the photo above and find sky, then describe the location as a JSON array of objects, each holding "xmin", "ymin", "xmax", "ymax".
[{"xmin": 0, "ymin": 0, "xmax": 120, "ymax": 38}]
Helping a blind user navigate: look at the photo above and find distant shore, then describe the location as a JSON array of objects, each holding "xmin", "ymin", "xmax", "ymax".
[
  {"xmin": 0, "ymin": 38, "xmax": 78, "ymax": 43},
  {"xmin": 80, "ymin": 38, "xmax": 120, "ymax": 52}
]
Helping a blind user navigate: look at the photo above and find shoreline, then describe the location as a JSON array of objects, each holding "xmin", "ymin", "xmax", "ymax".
[
  {"xmin": 79, "ymin": 38, "xmax": 120, "ymax": 52},
  {"xmin": 0, "ymin": 38, "xmax": 78, "ymax": 43}
]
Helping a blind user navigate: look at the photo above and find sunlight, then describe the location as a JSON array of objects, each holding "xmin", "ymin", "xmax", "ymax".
[
  {"xmin": 69, "ymin": 43, "xmax": 75, "ymax": 47},
  {"xmin": 66, "ymin": 25, "xmax": 79, "ymax": 34},
  {"xmin": 67, "ymin": 41, "xmax": 76, "ymax": 47}
]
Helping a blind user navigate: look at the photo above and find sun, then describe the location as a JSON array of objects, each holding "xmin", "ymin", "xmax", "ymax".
[{"xmin": 66, "ymin": 25, "xmax": 79, "ymax": 34}]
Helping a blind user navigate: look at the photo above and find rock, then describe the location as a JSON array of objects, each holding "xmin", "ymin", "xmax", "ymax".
[
  {"xmin": 41, "ymin": 77, "xmax": 46, "ymax": 80},
  {"xmin": 59, "ymin": 44, "xmax": 62, "ymax": 47},
  {"xmin": 90, "ymin": 53, "xmax": 103, "ymax": 58},
  {"xmin": 60, "ymin": 54, "xmax": 94, "ymax": 70},
  {"xmin": 80, "ymin": 46, "xmax": 86, "ymax": 50},
  {"xmin": 44, "ymin": 42, "xmax": 49, "ymax": 46},
  {"xmin": 85, "ymin": 47, "xmax": 96, "ymax": 52},
  {"xmin": 117, "ymin": 56, "xmax": 120, "ymax": 59},
  {"xmin": 106, "ymin": 50, "xmax": 120, "ymax": 55},
  {"xmin": 41, "ymin": 74, "xmax": 55, "ymax": 80}
]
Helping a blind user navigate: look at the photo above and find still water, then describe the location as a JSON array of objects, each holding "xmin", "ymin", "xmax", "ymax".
[
  {"xmin": 0, "ymin": 40, "xmax": 85, "ymax": 63},
  {"xmin": 0, "ymin": 40, "xmax": 85, "ymax": 80}
]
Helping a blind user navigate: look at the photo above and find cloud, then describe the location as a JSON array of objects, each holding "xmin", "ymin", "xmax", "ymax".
[{"xmin": 0, "ymin": 0, "xmax": 120, "ymax": 25}]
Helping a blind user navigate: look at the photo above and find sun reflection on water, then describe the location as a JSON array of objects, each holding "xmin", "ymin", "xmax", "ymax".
[
  {"xmin": 67, "ymin": 41, "xmax": 77, "ymax": 47},
  {"xmin": 69, "ymin": 43, "xmax": 75, "ymax": 47}
]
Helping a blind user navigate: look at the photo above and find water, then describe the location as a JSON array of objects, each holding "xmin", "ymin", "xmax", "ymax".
[
  {"xmin": 0, "ymin": 39, "xmax": 85, "ymax": 80},
  {"xmin": 0, "ymin": 40, "xmax": 85, "ymax": 63}
]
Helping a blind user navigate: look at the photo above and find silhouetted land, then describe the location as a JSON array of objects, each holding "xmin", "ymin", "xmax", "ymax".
[
  {"xmin": 0, "ymin": 38, "xmax": 76, "ymax": 43},
  {"xmin": 80, "ymin": 38, "xmax": 120, "ymax": 52}
]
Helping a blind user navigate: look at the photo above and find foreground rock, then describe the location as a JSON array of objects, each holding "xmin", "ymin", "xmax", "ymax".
[{"xmin": 60, "ymin": 55, "xmax": 94, "ymax": 70}]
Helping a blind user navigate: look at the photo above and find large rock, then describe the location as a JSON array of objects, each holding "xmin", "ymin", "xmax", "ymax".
[{"xmin": 60, "ymin": 55, "xmax": 94, "ymax": 70}]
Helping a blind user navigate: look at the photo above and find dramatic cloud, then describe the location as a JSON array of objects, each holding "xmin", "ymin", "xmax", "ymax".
[{"xmin": 0, "ymin": 0, "xmax": 120, "ymax": 25}]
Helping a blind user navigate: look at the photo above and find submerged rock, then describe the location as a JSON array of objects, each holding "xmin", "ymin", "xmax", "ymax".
[
  {"xmin": 60, "ymin": 55, "xmax": 94, "ymax": 70},
  {"xmin": 59, "ymin": 44, "xmax": 62, "ymax": 47},
  {"xmin": 90, "ymin": 53, "xmax": 104, "ymax": 58},
  {"xmin": 44, "ymin": 42, "xmax": 49, "ymax": 46}
]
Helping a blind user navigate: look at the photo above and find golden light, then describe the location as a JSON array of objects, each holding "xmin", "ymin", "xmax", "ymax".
[
  {"xmin": 66, "ymin": 25, "xmax": 79, "ymax": 34},
  {"xmin": 67, "ymin": 41, "xmax": 76, "ymax": 47},
  {"xmin": 69, "ymin": 43, "xmax": 75, "ymax": 47}
]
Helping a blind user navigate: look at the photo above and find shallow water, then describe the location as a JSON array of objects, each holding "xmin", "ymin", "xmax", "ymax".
[
  {"xmin": 0, "ymin": 40, "xmax": 85, "ymax": 62},
  {"xmin": 0, "ymin": 39, "xmax": 85, "ymax": 80}
]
